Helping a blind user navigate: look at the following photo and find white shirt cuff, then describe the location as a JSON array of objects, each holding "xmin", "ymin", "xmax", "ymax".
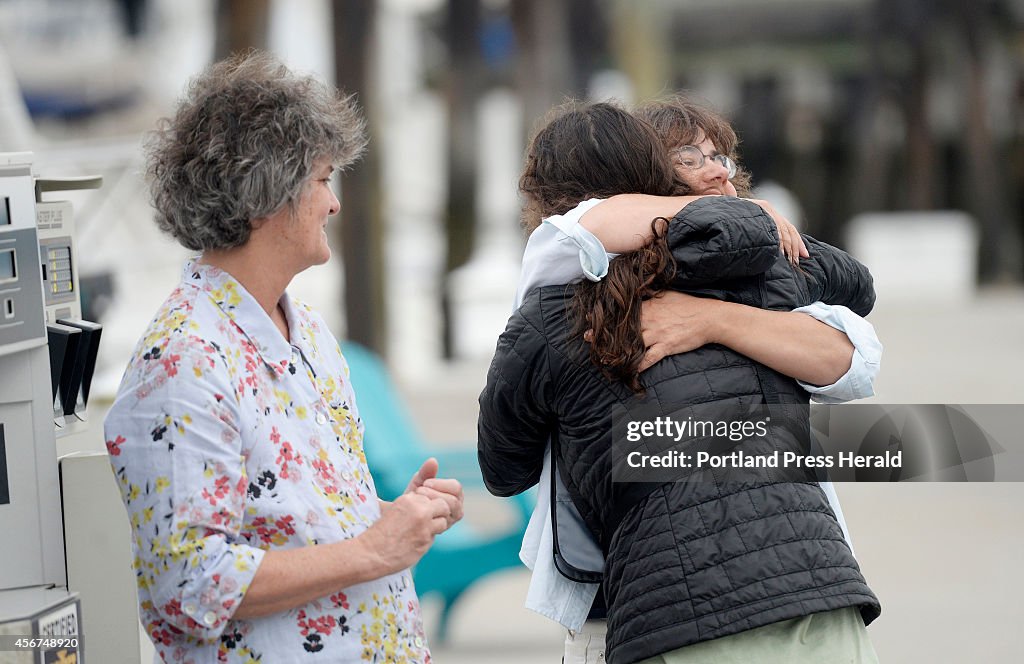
[{"xmin": 793, "ymin": 302, "xmax": 882, "ymax": 403}]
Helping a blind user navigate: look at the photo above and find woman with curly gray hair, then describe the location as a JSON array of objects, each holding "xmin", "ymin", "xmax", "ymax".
[{"xmin": 104, "ymin": 51, "xmax": 461, "ymax": 663}]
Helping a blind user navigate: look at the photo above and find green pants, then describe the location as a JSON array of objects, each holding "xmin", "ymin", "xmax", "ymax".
[{"xmin": 635, "ymin": 607, "xmax": 879, "ymax": 664}]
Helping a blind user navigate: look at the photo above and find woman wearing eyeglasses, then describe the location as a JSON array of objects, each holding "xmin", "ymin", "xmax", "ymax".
[
  {"xmin": 511, "ymin": 97, "xmax": 882, "ymax": 664},
  {"xmin": 646, "ymin": 95, "xmax": 746, "ymax": 197},
  {"xmin": 479, "ymin": 100, "xmax": 881, "ymax": 664}
]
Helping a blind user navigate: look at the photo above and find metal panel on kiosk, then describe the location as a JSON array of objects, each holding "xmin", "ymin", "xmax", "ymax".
[
  {"xmin": 0, "ymin": 153, "xmax": 90, "ymax": 663},
  {"xmin": 1, "ymin": 153, "xmax": 114, "ymax": 663},
  {"xmin": 0, "ymin": 153, "xmax": 66, "ymax": 593},
  {"xmin": 35, "ymin": 176, "xmax": 102, "ymax": 437}
]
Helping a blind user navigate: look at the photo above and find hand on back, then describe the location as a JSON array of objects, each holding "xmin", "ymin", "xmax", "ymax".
[
  {"xmin": 636, "ymin": 292, "xmax": 723, "ymax": 371},
  {"xmin": 744, "ymin": 198, "xmax": 808, "ymax": 265}
]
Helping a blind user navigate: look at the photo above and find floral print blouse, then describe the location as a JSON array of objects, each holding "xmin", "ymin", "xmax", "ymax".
[{"xmin": 104, "ymin": 260, "xmax": 430, "ymax": 663}]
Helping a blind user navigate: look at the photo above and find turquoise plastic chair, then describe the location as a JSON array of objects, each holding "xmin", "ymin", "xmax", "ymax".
[{"xmin": 341, "ymin": 342, "xmax": 533, "ymax": 641}]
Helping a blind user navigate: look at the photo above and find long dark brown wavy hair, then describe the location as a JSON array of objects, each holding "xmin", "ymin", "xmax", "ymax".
[{"xmin": 519, "ymin": 101, "xmax": 685, "ymax": 391}]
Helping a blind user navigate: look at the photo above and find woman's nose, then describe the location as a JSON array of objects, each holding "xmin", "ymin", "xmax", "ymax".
[
  {"xmin": 705, "ymin": 159, "xmax": 730, "ymax": 183},
  {"xmin": 328, "ymin": 189, "xmax": 341, "ymax": 216}
]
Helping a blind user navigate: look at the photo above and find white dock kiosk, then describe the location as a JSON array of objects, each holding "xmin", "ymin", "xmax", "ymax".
[{"xmin": 0, "ymin": 152, "xmax": 104, "ymax": 663}]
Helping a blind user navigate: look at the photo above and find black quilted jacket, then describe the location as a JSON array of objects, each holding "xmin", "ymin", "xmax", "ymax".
[{"xmin": 478, "ymin": 197, "xmax": 880, "ymax": 664}]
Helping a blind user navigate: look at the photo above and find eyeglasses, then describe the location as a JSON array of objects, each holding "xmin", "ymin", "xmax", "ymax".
[{"xmin": 671, "ymin": 145, "xmax": 737, "ymax": 179}]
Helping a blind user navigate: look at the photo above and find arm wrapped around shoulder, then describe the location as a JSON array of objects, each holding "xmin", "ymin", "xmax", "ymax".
[{"xmin": 667, "ymin": 196, "xmax": 781, "ymax": 287}]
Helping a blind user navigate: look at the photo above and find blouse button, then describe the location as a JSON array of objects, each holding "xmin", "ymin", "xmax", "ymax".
[
  {"xmin": 184, "ymin": 604, "xmax": 197, "ymax": 616},
  {"xmin": 341, "ymin": 471, "xmax": 353, "ymax": 481},
  {"xmin": 203, "ymin": 611, "xmax": 217, "ymax": 626},
  {"xmin": 316, "ymin": 412, "xmax": 327, "ymax": 425},
  {"xmin": 414, "ymin": 636, "xmax": 424, "ymax": 648}
]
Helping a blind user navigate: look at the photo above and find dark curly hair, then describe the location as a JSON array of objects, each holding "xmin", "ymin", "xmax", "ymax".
[
  {"xmin": 519, "ymin": 101, "xmax": 685, "ymax": 390},
  {"xmin": 519, "ymin": 100, "xmax": 683, "ymax": 233},
  {"xmin": 145, "ymin": 50, "xmax": 367, "ymax": 252}
]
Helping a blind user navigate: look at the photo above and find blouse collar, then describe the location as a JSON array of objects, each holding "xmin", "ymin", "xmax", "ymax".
[{"xmin": 181, "ymin": 259, "xmax": 293, "ymax": 377}]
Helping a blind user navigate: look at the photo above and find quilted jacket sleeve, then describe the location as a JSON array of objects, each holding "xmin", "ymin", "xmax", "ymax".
[
  {"xmin": 800, "ymin": 236, "xmax": 877, "ymax": 316},
  {"xmin": 477, "ymin": 297, "xmax": 555, "ymax": 497},
  {"xmin": 666, "ymin": 196, "xmax": 782, "ymax": 288}
]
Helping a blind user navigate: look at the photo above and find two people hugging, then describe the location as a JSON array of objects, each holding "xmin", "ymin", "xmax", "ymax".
[{"xmin": 478, "ymin": 96, "xmax": 882, "ymax": 664}]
